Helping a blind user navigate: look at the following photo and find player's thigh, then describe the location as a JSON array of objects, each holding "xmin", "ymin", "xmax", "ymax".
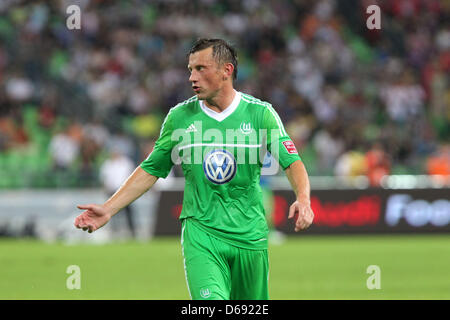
[
  {"xmin": 181, "ymin": 220, "xmax": 231, "ymax": 300},
  {"xmin": 230, "ymin": 248, "xmax": 269, "ymax": 300}
]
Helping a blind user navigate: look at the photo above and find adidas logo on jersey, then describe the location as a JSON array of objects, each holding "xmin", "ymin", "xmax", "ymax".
[{"xmin": 185, "ymin": 123, "xmax": 197, "ymax": 133}]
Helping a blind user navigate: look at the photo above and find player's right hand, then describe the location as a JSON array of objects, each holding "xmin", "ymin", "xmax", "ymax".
[{"xmin": 74, "ymin": 204, "xmax": 111, "ymax": 233}]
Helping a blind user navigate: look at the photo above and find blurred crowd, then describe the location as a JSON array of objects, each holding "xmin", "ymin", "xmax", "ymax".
[{"xmin": 0, "ymin": 0, "xmax": 449, "ymax": 188}]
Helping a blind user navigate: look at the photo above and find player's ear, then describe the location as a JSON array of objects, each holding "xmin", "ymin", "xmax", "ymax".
[{"xmin": 223, "ymin": 63, "xmax": 234, "ymax": 80}]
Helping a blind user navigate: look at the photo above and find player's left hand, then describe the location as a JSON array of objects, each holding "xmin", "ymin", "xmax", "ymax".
[{"xmin": 288, "ymin": 199, "xmax": 314, "ymax": 232}]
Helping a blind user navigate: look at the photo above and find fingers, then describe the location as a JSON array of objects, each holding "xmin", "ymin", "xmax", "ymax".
[
  {"xmin": 295, "ymin": 209, "xmax": 307, "ymax": 231},
  {"xmin": 294, "ymin": 207, "xmax": 314, "ymax": 232},
  {"xmin": 74, "ymin": 214, "xmax": 97, "ymax": 233},
  {"xmin": 74, "ymin": 215, "xmax": 87, "ymax": 229},
  {"xmin": 74, "ymin": 215, "xmax": 84, "ymax": 229},
  {"xmin": 75, "ymin": 204, "xmax": 101, "ymax": 233},
  {"xmin": 79, "ymin": 222, "xmax": 96, "ymax": 233},
  {"xmin": 77, "ymin": 204, "xmax": 95, "ymax": 211},
  {"xmin": 288, "ymin": 202, "xmax": 310, "ymax": 231},
  {"xmin": 288, "ymin": 202, "xmax": 297, "ymax": 219}
]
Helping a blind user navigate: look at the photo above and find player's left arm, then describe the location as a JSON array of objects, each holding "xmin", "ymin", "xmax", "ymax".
[
  {"xmin": 285, "ymin": 160, "xmax": 314, "ymax": 232},
  {"xmin": 262, "ymin": 105, "xmax": 314, "ymax": 231}
]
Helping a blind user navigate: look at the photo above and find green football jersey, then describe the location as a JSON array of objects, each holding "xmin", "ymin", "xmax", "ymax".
[{"xmin": 141, "ymin": 91, "xmax": 301, "ymax": 249}]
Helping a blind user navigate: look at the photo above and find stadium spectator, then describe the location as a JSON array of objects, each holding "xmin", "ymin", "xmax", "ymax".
[
  {"xmin": 334, "ymin": 149, "xmax": 368, "ymax": 178},
  {"xmin": 380, "ymin": 68, "xmax": 425, "ymax": 123},
  {"xmin": 426, "ymin": 144, "xmax": 450, "ymax": 178},
  {"xmin": 79, "ymin": 134, "xmax": 100, "ymax": 186},
  {"xmin": 0, "ymin": 111, "xmax": 29, "ymax": 151},
  {"xmin": 82, "ymin": 118, "xmax": 110, "ymax": 148},
  {"xmin": 106, "ymin": 129, "xmax": 136, "ymax": 160},
  {"xmin": 0, "ymin": 0, "xmax": 448, "ymax": 188},
  {"xmin": 312, "ymin": 124, "xmax": 345, "ymax": 173},
  {"xmin": 49, "ymin": 126, "xmax": 79, "ymax": 171},
  {"xmin": 365, "ymin": 142, "xmax": 391, "ymax": 187},
  {"xmin": 99, "ymin": 148, "xmax": 137, "ymax": 238}
]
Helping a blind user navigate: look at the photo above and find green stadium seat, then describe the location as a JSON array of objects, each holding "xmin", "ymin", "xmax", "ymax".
[{"xmin": 23, "ymin": 106, "xmax": 38, "ymax": 131}]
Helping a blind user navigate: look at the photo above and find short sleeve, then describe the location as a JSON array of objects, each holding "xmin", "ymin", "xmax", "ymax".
[
  {"xmin": 262, "ymin": 105, "xmax": 302, "ymax": 170},
  {"xmin": 140, "ymin": 110, "xmax": 176, "ymax": 178}
]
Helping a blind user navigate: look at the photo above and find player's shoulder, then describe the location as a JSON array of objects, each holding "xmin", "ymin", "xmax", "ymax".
[
  {"xmin": 241, "ymin": 92, "xmax": 282, "ymax": 117},
  {"xmin": 240, "ymin": 92, "xmax": 272, "ymax": 107},
  {"xmin": 239, "ymin": 92, "xmax": 275, "ymax": 116},
  {"xmin": 167, "ymin": 95, "xmax": 199, "ymax": 118},
  {"xmin": 176, "ymin": 95, "xmax": 199, "ymax": 108}
]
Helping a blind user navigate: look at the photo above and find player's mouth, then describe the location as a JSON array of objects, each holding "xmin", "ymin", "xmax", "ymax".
[{"xmin": 192, "ymin": 86, "xmax": 201, "ymax": 93}]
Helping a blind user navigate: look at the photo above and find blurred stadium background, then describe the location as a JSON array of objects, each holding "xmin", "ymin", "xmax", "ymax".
[{"xmin": 0, "ymin": 0, "xmax": 449, "ymax": 299}]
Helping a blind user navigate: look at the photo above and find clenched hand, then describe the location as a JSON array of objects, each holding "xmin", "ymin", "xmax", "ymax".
[{"xmin": 288, "ymin": 200, "xmax": 314, "ymax": 232}]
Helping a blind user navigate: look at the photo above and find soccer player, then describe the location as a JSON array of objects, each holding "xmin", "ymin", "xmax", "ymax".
[{"xmin": 74, "ymin": 38, "xmax": 314, "ymax": 300}]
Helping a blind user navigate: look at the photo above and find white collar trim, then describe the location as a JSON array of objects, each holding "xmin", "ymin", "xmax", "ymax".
[{"xmin": 199, "ymin": 90, "xmax": 241, "ymax": 122}]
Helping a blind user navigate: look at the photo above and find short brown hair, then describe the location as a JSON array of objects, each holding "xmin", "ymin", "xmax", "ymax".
[{"xmin": 188, "ymin": 38, "xmax": 238, "ymax": 80}]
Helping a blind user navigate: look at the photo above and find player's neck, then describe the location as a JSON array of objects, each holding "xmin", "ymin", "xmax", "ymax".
[{"xmin": 204, "ymin": 86, "xmax": 236, "ymax": 113}]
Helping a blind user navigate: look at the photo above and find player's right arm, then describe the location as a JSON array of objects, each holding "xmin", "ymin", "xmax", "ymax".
[
  {"xmin": 75, "ymin": 106, "xmax": 178, "ymax": 233},
  {"xmin": 75, "ymin": 168, "xmax": 158, "ymax": 233}
]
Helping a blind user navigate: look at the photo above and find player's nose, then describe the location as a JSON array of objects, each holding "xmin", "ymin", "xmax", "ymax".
[{"xmin": 189, "ymin": 70, "xmax": 198, "ymax": 83}]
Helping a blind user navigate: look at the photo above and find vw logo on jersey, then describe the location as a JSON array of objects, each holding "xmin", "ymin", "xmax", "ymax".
[{"xmin": 203, "ymin": 149, "xmax": 236, "ymax": 184}]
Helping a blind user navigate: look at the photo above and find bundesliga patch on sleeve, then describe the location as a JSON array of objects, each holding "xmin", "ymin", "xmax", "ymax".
[{"xmin": 282, "ymin": 140, "xmax": 298, "ymax": 154}]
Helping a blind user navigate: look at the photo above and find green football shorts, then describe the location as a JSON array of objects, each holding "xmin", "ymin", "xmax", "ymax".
[{"xmin": 181, "ymin": 218, "xmax": 269, "ymax": 300}]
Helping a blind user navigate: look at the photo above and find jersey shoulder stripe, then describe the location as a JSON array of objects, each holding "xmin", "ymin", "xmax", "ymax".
[
  {"xmin": 175, "ymin": 95, "xmax": 198, "ymax": 107},
  {"xmin": 159, "ymin": 96, "xmax": 198, "ymax": 136},
  {"xmin": 241, "ymin": 93, "xmax": 271, "ymax": 107}
]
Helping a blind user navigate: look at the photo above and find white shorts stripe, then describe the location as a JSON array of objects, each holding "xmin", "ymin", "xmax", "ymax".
[{"xmin": 181, "ymin": 221, "xmax": 192, "ymax": 299}]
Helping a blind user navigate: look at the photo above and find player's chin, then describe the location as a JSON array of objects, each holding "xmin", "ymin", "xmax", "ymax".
[
  {"xmin": 194, "ymin": 92, "xmax": 205, "ymax": 99},
  {"xmin": 193, "ymin": 89, "xmax": 209, "ymax": 100}
]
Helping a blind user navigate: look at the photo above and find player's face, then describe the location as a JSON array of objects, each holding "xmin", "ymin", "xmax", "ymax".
[{"xmin": 188, "ymin": 47, "xmax": 225, "ymax": 100}]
